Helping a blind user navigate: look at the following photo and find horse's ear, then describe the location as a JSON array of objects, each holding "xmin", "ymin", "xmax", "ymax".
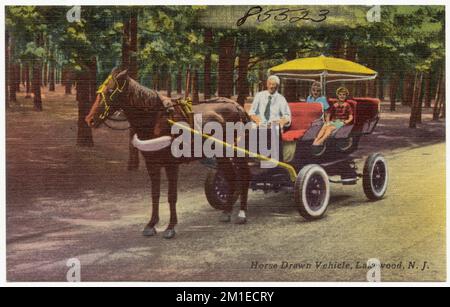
[
  {"xmin": 116, "ymin": 69, "xmax": 128, "ymax": 80},
  {"xmin": 111, "ymin": 67, "xmax": 121, "ymax": 76}
]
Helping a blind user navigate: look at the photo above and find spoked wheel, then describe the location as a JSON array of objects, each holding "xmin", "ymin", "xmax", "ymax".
[
  {"xmin": 205, "ymin": 170, "xmax": 240, "ymax": 210},
  {"xmin": 294, "ymin": 164, "xmax": 330, "ymax": 220},
  {"xmin": 363, "ymin": 153, "xmax": 388, "ymax": 200}
]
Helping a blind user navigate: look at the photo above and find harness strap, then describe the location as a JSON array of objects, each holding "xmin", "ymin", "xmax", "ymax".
[
  {"xmin": 97, "ymin": 74, "xmax": 127, "ymax": 120},
  {"xmin": 160, "ymin": 96, "xmax": 194, "ymax": 128}
]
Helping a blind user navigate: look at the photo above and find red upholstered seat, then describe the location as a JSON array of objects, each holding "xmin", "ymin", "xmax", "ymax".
[
  {"xmin": 351, "ymin": 97, "xmax": 380, "ymax": 128},
  {"xmin": 282, "ymin": 102, "xmax": 324, "ymax": 141},
  {"xmin": 282, "ymin": 129, "xmax": 308, "ymax": 141}
]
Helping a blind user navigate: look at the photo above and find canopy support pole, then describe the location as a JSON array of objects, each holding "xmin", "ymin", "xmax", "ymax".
[{"xmin": 320, "ymin": 71, "xmax": 328, "ymax": 96}]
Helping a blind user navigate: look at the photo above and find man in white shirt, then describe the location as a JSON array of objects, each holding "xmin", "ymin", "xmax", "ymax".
[{"xmin": 249, "ymin": 75, "xmax": 291, "ymax": 128}]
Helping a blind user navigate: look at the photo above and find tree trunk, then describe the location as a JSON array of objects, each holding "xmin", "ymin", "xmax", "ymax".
[
  {"xmin": 218, "ymin": 36, "xmax": 235, "ymax": 98},
  {"xmin": 15, "ymin": 63, "xmax": 21, "ymax": 92},
  {"xmin": 21, "ymin": 63, "xmax": 26, "ymax": 87},
  {"xmin": 433, "ymin": 70, "xmax": 444, "ymax": 120},
  {"xmin": 258, "ymin": 66, "xmax": 265, "ymax": 91},
  {"xmin": 9, "ymin": 35, "xmax": 17, "ymax": 102},
  {"xmin": 48, "ymin": 50, "xmax": 55, "ymax": 92},
  {"xmin": 185, "ymin": 68, "xmax": 191, "ymax": 99},
  {"xmin": 439, "ymin": 71, "xmax": 445, "ymax": 118},
  {"xmin": 57, "ymin": 66, "xmax": 61, "ymax": 84},
  {"xmin": 389, "ymin": 74, "xmax": 399, "ymax": 111},
  {"xmin": 61, "ymin": 66, "xmax": 65, "ymax": 86},
  {"xmin": 439, "ymin": 85, "xmax": 445, "ymax": 119},
  {"xmin": 127, "ymin": 10, "xmax": 140, "ymax": 171},
  {"xmin": 167, "ymin": 72, "xmax": 172, "ymax": 97},
  {"xmin": 43, "ymin": 62, "xmax": 48, "ymax": 87},
  {"xmin": 203, "ymin": 28, "xmax": 212, "ymax": 100},
  {"xmin": 237, "ymin": 47, "xmax": 249, "ymax": 106},
  {"xmin": 5, "ymin": 30, "xmax": 10, "ymax": 108},
  {"xmin": 192, "ymin": 69, "xmax": 199, "ymax": 104},
  {"xmin": 32, "ymin": 33, "xmax": 43, "ymax": 110},
  {"xmin": 415, "ymin": 73, "xmax": 424, "ymax": 124},
  {"xmin": 331, "ymin": 38, "xmax": 344, "ymax": 58},
  {"xmin": 160, "ymin": 65, "xmax": 168, "ymax": 92},
  {"xmin": 346, "ymin": 41, "xmax": 357, "ymax": 95},
  {"xmin": 152, "ymin": 65, "xmax": 159, "ymax": 90},
  {"xmin": 409, "ymin": 72, "xmax": 423, "ymax": 128},
  {"xmin": 378, "ymin": 76, "xmax": 384, "ymax": 100},
  {"xmin": 409, "ymin": 72, "xmax": 418, "ymax": 128},
  {"xmin": 424, "ymin": 73, "xmax": 431, "ymax": 108},
  {"xmin": 32, "ymin": 61, "xmax": 43, "ymax": 111},
  {"xmin": 25, "ymin": 64, "xmax": 31, "ymax": 98},
  {"xmin": 89, "ymin": 57, "xmax": 97, "ymax": 102},
  {"xmin": 402, "ymin": 73, "xmax": 414, "ymax": 106},
  {"xmin": 64, "ymin": 67, "xmax": 72, "ymax": 94},
  {"xmin": 129, "ymin": 11, "xmax": 138, "ymax": 79},
  {"xmin": 9, "ymin": 60, "xmax": 17, "ymax": 102},
  {"xmin": 368, "ymin": 79, "xmax": 376, "ymax": 98},
  {"xmin": 76, "ymin": 70, "xmax": 94, "ymax": 147},
  {"xmin": 284, "ymin": 48, "xmax": 297, "ymax": 102},
  {"xmin": 122, "ymin": 15, "xmax": 130, "ymax": 69},
  {"xmin": 177, "ymin": 69, "xmax": 182, "ymax": 95}
]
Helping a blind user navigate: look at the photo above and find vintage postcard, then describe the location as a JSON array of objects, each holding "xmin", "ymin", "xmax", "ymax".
[{"xmin": 3, "ymin": 2, "xmax": 447, "ymax": 285}]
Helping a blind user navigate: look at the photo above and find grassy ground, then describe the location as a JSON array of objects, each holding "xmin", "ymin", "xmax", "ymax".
[{"xmin": 6, "ymin": 86, "xmax": 446, "ymax": 282}]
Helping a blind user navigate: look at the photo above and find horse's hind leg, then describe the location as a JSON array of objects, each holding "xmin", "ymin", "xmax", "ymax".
[
  {"xmin": 234, "ymin": 158, "xmax": 251, "ymax": 224},
  {"xmin": 164, "ymin": 164, "xmax": 179, "ymax": 239},
  {"xmin": 143, "ymin": 163, "xmax": 161, "ymax": 237},
  {"xmin": 217, "ymin": 158, "xmax": 236, "ymax": 223}
]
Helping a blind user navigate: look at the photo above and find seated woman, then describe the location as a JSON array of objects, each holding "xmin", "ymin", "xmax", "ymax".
[
  {"xmin": 306, "ymin": 81, "xmax": 329, "ymax": 111},
  {"xmin": 313, "ymin": 87, "xmax": 353, "ymax": 148}
]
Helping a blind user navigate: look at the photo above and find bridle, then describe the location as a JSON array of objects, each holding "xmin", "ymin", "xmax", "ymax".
[
  {"xmin": 95, "ymin": 73, "xmax": 193, "ymax": 131},
  {"xmin": 97, "ymin": 74, "xmax": 128, "ymax": 121},
  {"xmin": 92, "ymin": 74, "xmax": 131, "ymax": 130}
]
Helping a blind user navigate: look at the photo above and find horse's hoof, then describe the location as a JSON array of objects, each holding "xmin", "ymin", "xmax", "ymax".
[
  {"xmin": 163, "ymin": 228, "xmax": 176, "ymax": 239},
  {"xmin": 143, "ymin": 226, "xmax": 157, "ymax": 237},
  {"xmin": 235, "ymin": 217, "xmax": 247, "ymax": 225},
  {"xmin": 219, "ymin": 213, "xmax": 231, "ymax": 223}
]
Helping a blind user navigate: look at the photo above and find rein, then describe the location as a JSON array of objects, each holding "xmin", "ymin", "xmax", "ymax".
[{"xmin": 103, "ymin": 117, "xmax": 131, "ymax": 131}]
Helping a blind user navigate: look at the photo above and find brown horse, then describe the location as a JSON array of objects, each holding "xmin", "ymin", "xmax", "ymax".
[{"xmin": 85, "ymin": 68, "xmax": 251, "ymax": 239}]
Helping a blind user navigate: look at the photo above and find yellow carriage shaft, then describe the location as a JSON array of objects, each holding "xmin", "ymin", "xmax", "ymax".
[{"xmin": 168, "ymin": 119, "xmax": 298, "ymax": 182}]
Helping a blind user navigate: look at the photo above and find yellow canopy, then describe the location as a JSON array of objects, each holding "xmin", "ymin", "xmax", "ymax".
[{"xmin": 270, "ymin": 55, "xmax": 377, "ymax": 81}]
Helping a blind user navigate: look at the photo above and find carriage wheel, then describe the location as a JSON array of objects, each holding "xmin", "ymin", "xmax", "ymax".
[
  {"xmin": 363, "ymin": 153, "xmax": 388, "ymax": 200},
  {"xmin": 205, "ymin": 170, "xmax": 240, "ymax": 210},
  {"xmin": 294, "ymin": 164, "xmax": 330, "ymax": 220}
]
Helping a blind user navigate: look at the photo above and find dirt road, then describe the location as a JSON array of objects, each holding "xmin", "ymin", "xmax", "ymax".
[{"xmin": 6, "ymin": 87, "xmax": 446, "ymax": 281}]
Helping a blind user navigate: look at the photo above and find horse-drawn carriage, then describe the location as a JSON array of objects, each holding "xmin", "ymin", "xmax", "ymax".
[
  {"xmin": 88, "ymin": 56, "xmax": 389, "ymax": 238},
  {"xmin": 204, "ymin": 56, "xmax": 388, "ymax": 220}
]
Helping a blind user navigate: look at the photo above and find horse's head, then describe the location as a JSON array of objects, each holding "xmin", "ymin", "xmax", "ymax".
[{"xmin": 85, "ymin": 67, "xmax": 129, "ymax": 128}]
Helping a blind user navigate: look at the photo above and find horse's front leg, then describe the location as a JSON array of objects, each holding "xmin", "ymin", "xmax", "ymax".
[
  {"xmin": 234, "ymin": 158, "xmax": 251, "ymax": 224},
  {"xmin": 164, "ymin": 164, "xmax": 179, "ymax": 239},
  {"xmin": 143, "ymin": 162, "xmax": 161, "ymax": 237},
  {"xmin": 217, "ymin": 158, "xmax": 236, "ymax": 223}
]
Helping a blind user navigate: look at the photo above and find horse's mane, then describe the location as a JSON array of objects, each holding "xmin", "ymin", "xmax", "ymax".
[{"xmin": 125, "ymin": 77, "xmax": 161, "ymax": 109}]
